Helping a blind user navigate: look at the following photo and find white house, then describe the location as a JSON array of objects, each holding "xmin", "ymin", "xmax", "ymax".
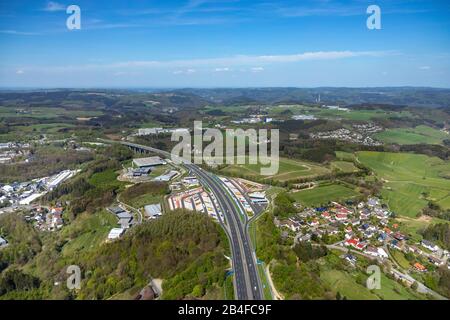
[
  {"xmin": 377, "ymin": 247, "xmax": 388, "ymax": 259},
  {"xmin": 421, "ymin": 240, "xmax": 439, "ymax": 252}
]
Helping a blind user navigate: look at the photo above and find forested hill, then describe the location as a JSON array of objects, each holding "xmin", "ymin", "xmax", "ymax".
[
  {"xmin": 77, "ymin": 210, "xmax": 229, "ymax": 300},
  {"xmin": 0, "ymin": 210, "xmax": 230, "ymax": 300},
  {"xmin": 174, "ymin": 87, "xmax": 450, "ymax": 108}
]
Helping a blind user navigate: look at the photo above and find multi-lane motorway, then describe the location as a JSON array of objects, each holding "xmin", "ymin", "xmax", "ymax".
[{"xmin": 114, "ymin": 140, "xmax": 264, "ymax": 300}]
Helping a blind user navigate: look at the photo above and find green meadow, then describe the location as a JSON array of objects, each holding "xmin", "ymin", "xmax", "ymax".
[
  {"xmin": 220, "ymin": 156, "xmax": 330, "ymax": 182},
  {"xmin": 289, "ymin": 183, "xmax": 359, "ymax": 207},
  {"xmin": 375, "ymin": 125, "xmax": 449, "ymax": 145},
  {"xmin": 357, "ymin": 151, "xmax": 450, "ymax": 217},
  {"xmin": 320, "ymin": 266, "xmax": 421, "ymax": 300},
  {"xmin": 330, "ymin": 161, "xmax": 359, "ymax": 173},
  {"xmin": 0, "ymin": 106, "xmax": 103, "ymax": 119}
]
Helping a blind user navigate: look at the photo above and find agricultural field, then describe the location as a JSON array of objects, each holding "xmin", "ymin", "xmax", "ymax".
[
  {"xmin": 335, "ymin": 151, "xmax": 356, "ymax": 162},
  {"xmin": 330, "ymin": 161, "xmax": 359, "ymax": 173},
  {"xmin": 356, "ymin": 151, "xmax": 450, "ymax": 217},
  {"xmin": 374, "ymin": 125, "xmax": 449, "ymax": 145},
  {"xmin": 319, "ymin": 252, "xmax": 423, "ymax": 300},
  {"xmin": 289, "ymin": 183, "xmax": 360, "ymax": 207},
  {"xmin": 320, "ymin": 269, "xmax": 377, "ymax": 300},
  {"xmin": 220, "ymin": 156, "xmax": 330, "ymax": 182}
]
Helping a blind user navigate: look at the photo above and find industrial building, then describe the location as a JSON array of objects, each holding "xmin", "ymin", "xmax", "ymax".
[
  {"xmin": 132, "ymin": 156, "xmax": 166, "ymax": 168},
  {"xmin": 144, "ymin": 204, "xmax": 162, "ymax": 219}
]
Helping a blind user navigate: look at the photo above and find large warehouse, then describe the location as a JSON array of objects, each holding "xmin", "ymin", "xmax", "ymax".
[{"xmin": 132, "ymin": 156, "xmax": 166, "ymax": 168}]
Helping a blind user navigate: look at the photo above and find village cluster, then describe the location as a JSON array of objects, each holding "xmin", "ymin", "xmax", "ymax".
[
  {"xmin": 276, "ymin": 197, "xmax": 449, "ymax": 274},
  {"xmin": 0, "ymin": 141, "xmax": 31, "ymax": 164},
  {"xmin": 310, "ymin": 128, "xmax": 382, "ymax": 146},
  {"xmin": 231, "ymin": 114, "xmax": 273, "ymax": 124},
  {"xmin": 23, "ymin": 205, "xmax": 65, "ymax": 231}
]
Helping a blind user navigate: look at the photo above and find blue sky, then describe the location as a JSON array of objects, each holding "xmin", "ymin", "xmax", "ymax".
[{"xmin": 0, "ymin": 0, "xmax": 449, "ymax": 88}]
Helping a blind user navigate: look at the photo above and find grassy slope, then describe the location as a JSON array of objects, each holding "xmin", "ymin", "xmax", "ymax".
[
  {"xmin": 357, "ymin": 151, "xmax": 450, "ymax": 217},
  {"xmin": 290, "ymin": 183, "xmax": 359, "ymax": 207},
  {"xmin": 221, "ymin": 157, "xmax": 330, "ymax": 182},
  {"xmin": 375, "ymin": 125, "xmax": 449, "ymax": 145},
  {"xmin": 330, "ymin": 161, "xmax": 359, "ymax": 173}
]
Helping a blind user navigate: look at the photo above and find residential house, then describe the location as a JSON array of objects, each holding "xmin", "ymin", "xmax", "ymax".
[
  {"xmin": 345, "ymin": 254, "xmax": 357, "ymax": 265},
  {"xmin": 414, "ymin": 262, "xmax": 427, "ymax": 272},
  {"xmin": 428, "ymin": 256, "xmax": 444, "ymax": 267},
  {"xmin": 279, "ymin": 219, "xmax": 301, "ymax": 232},
  {"xmin": 345, "ymin": 238, "xmax": 365, "ymax": 250},
  {"xmin": 421, "ymin": 240, "xmax": 439, "ymax": 252},
  {"xmin": 335, "ymin": 213, "xmax": 348, "ymax": 221},
  {"xmin": 390, "ymin": 239, "xmax": 402, "ymax": 250}
]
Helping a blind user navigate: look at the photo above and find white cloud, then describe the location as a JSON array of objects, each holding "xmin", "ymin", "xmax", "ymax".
[
  {"xmin": 173, "ymin": 68, "xmax": 196, "ymax": 75},
  {"xmin": 109, "ymin": 51, "xmax": 392, "ymax": 68},
  {"xmin": 0, "ymin": 30, "xmax": 40, "ymax": 36},
  {"xmin": 213, "ymin": 67, "xmax": 230, "ymax": 72},
  {"xmin": 16, "ymin": 70, "xmax": 24, "ymax": 75},
  {"xmin": 44, "ymin": 1, "xmax": 66, "ymax": 12},
  {"xmin": 251, "ymin": 67, "xmax": 264, "ymax": 73},
  {"xmin": 113, "ymin": 71, "xmax": 141, "ymax": 77},
  {"xmin": 21, "ymin": 50, "xmax": 396, "ymax": 74},
  {"xmin": 419, "ymin": 66, "xmax": 431, "ymax": 70}
]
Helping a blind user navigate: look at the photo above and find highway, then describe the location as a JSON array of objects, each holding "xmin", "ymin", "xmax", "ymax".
[{"xmin": 112, "ymin": 140, "xmax": 264, "ymax": 300}]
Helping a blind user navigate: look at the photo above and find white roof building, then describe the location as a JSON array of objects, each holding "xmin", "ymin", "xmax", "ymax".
[
  {"xmin": 2, "ymin": 185, "xmax": 13, "ymax": 193},
  {"xmin": 133, "ymin": 156, "xmax": 166, "ymax": 168},
  {"xmin": 153, "ymin": 170, "xmax": 178, "ymax": 182},
  {"xmin": 108, "ymin": 228, "xmax": 125, "ymax": 240},
  {"xmin": 144, "ymin": 204, "xmax": 162, "ymax": 219},
  {"xmin": 19, "ymin": 192, "xmax": 45, "ymax": 205},
  {"xmin": 0, "ymin": 236, "xmax": 7, "ymax": 247}
]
